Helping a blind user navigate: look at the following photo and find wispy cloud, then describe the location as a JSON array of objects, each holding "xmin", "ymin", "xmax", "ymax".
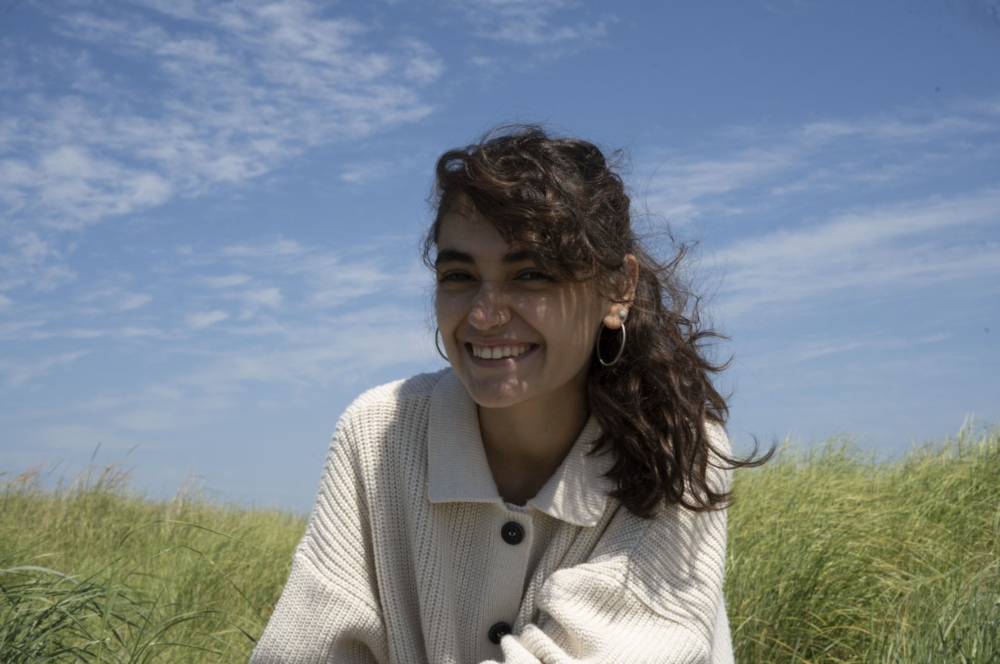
[
  {"xmin": 640, "ymin": 148, "xmax": 795, "ymax": 222},
  {"xmin": 745, "ymin": 332, "xmax": 953, "ymax": 371},
  {"xmin": 20, "ymin": 423, "xmax": 142, "ymax": 454},
  {"xmin": 717, "ymin": 188, "xmax": 1000, "ymax": 317},
  {"xmin": 0, "ymin": 229, "xmax": 77, "ymax": 299},
  {"xmin": 78, "ymin": 286, "xmax": 153, "ymax": 312},
  {"xmin": 793, "ymin": 333, "xmax": 951, "ymax": 362},
  {"xmin": 199, "ymin": 274, "xmax": 253, "ymax": 288},
  {"xmin": 340, "ymin": 159, "xmax": 398, "ymax": 184},
  {"xmin": 453, "ymin": 0, "xmax": 612, "ymax": 47},
  {"xmin": 640, "ymin": 98, "xmax": 1000, "ymax": 224},
  {"xmin": 213, "ymin": 237, "xmax": 426, "ymax": 308},
  {"xmin": 0, "ymin": 233, "xmax": 428, "ymax": 350},
  {"xmin": 187, "ymin": 310, "xmax": 229, "ymax": 329},
  {"xmin": 1, "ymin": 0, "xmax": 441, "ymax": 233},
  {"xmin": 0, "ymin": 350, "xmax": 90, "ymax": 388},
  {"xmin": 176, "ymin": 304, "xmax": 432, "ymax": 395}
]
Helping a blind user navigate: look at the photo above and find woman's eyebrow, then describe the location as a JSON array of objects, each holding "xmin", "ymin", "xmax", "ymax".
[
  {"xmin": 434, "ymin": 248, "xmax": 472, "ymax": 267},
  {"xmin": 434, "ymin": 248, "xmax": 538, "ymax": 267}
]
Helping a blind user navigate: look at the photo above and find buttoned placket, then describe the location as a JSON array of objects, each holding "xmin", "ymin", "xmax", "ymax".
[
  {"xmin": 425, "ymin": 372, "xmax": 615, "ymax": 659},
  {"xmin": 480, "ymin": 505, "xmax": 534, "ymax": 654}
]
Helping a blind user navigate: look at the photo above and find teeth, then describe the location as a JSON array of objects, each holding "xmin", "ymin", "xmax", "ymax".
[{"xmin": 472, "ymin": 344, "xmax": 530, "ymax": 359}]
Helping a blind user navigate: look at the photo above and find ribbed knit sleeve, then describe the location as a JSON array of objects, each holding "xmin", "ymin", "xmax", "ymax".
[{"xmin": 250, "ymin": 408, "xmax": 389, "ymax": 664}]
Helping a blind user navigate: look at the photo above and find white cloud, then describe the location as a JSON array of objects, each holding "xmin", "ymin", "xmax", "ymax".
[
  {"xmin": 187, "ymin": 310, "xmax": 229, "ymax": 329},
  {"xmin": 0, "ymin": 350, "xmax": 90, "ymax": 388},
  {"xmin": 78, "ymin": 286, "xmax": 154, "ymax": 312},
  {"xmin": 241, "ymin": 287, "xmax": 282, "ymax": 308},
  {"xmin": 639, "ymin": 100, "xmax": 1000, "ymax": 224},
  {"xmin": 453, "ymin": 0, "xmax": 612, "ymax": 47},
  {"xmin": 8, "ymin": 145, "xmax": 175, "ymax": 229},
  {"xmin": 26, "ymin": 328, "xmax": 105, "ymax": 340},
  {"xmin": 717, "ymin": 188, "xmax": 1000, "ymax": 316},
  {"xmin": 0, "ymin": 230, "xmax": 423, "ymax": 350},
  {"xmin": 18, "ymin": 326, "xmax": 171, "ymax": 342},
  {"xmin": 2, "ymin": 0, "xmax": 442, "ymax": 234},
  {"xmin": 302, "ymin": 254, "xmax": 412, "ymax": 308},
  {"xmin": 641, "ymin": 148, "xmax": 795, "ymax": 223},
  {"xmin": 211, "ymin": 237, "xmax": 422, "ymax": 309},
  {"xmin": 791, "ymin": 333, "xmax": 951, "ymax": 363},
  {"xmin": 201, "ymin": 274, "xmax": 252, "ymax": 288},
  {"xmin": 794, "ymin": 114, "xmax": 995, "ymax": 145},
  {"xmin": 340, "ymin": 159, "xmax": 398, "ymax": 184},
  {"xmin": 401, "ymin": 39, "xmax": 444, "ymax": 83},
  {"xmin": 118, "ymin": 326, "xmax": 167, "ymax": 339},
  {"xmin": 0, "ymin": 229, "xmax": 77, "ymax": 296},
  {"xmin": 178, "ymin": 304, "xmax": 431, "ymax": 394},
  {"xmin": 0, "ymin": 320, "xmax": 45, "ymax": 340},
  {"xmin": 111, "ymin": 409, "xmax": 183, "ymax": 432},
  {"xmin": 23, "ymin": 423, "xmax": 142, "ymax": 453},
  {"xmin": 222, "ymin": 238, "xmax": 305, "ymax": 258},
  {"xmin": 338, "ymin": 149, "xmax": 430, "ymax": 186},
  {"xmin": 117, "ymin": 293, "xmax": 153, "ymax": 310}
]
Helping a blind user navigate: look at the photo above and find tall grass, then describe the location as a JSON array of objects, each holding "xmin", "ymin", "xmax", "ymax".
[
  {"xmin": 0, "ymin": 463, "xmax": 304, "ymax": 662},
  {"xmin": 728, "ymin": 423, "xmax": 1000, "ymax": 663},
  {"xmin": 2, "ymin": 425, "xmax": 997, "ymax": 662}
]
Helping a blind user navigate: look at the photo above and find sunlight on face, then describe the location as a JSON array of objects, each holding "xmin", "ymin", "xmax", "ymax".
[{"xmin": 434, "ymin": 208, "xmax": 612, "ymax": 413}]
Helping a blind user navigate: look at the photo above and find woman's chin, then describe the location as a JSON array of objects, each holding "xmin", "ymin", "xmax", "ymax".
[{"xmin": 457, "ymin": 374, "xmax": 531, "ymax": 410}]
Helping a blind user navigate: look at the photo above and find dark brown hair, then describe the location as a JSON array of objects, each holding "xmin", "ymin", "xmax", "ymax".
[{"xmin": 424, "ymin": 124, "xmax": 770, "ymax": 516}]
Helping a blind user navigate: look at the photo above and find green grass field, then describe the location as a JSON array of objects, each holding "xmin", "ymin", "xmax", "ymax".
[{"xmin": 2, "ymin": 425, "xmax": 998, "ymax": 663}]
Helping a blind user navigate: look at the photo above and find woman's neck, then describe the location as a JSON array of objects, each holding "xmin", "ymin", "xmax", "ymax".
[{"xmin": 478, "ymin": 386, "xmax": 589, "ymax": 505}]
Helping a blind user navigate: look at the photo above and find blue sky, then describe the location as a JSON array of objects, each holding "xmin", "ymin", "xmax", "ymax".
[{"xmin": 2, "ymin": 0, "xmax": 998, "ymax": 512}]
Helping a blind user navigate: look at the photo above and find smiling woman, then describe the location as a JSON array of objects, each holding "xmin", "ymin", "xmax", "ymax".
[{"xmin": 250, "ymin": 125, "xmax": 770, "ymax": 664}]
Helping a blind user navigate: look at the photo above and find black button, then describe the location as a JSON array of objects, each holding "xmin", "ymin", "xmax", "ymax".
[
  {"xmin": 488, "ymin": 621, "xmax": 512, "ymax": 644},
  {"xmin": 501, "ymin": 521, "xmax": 524, "ymax": 545}
]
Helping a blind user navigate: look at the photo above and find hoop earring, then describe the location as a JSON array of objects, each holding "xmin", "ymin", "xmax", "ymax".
[
  {"xmin": 434, "ymin": 328, "xmax": 449, "ymax": 362},
  {"xmin": 596, "ymin": 321, "xmax": 626, "ymax": 367}
]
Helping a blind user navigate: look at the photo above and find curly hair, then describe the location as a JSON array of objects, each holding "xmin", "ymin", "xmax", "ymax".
[{"xmin": 423, "ymin": 124, "xmax": 769, "ymax": 517}]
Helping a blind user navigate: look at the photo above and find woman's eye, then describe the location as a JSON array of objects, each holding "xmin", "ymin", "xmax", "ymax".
[
  {"xmin": 438, "ymin": 271, "xmax": 474, "ymax": 283},
  {"xmin": 516, "ymin": 270, "xmax": 552, "ymax": 282}
]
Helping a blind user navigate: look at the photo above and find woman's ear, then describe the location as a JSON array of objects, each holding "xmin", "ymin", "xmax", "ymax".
[
  {"xmin": 623, "ymin": 254, "xmax": 639, "ymax": 302},
  {"xmin": 602, "ymin": 254, "xmax": 640, "ymax": 330}
]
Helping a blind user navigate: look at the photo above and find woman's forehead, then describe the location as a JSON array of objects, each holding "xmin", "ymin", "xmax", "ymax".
[{"xmin": 435, "ymin": 212, "xmax": 541, "ymax": 264}]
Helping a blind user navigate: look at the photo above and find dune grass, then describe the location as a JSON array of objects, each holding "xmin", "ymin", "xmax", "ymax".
[
  {"xmin": 1, "ymin": 424, "xmax": 998, "ymax": 662},
  {"xmin": 728, "ymin": 423, "xmax": 1000, "ymax": 663},
  {"xmin": 0, "ymin": 464, "xmax": 305, "ymax": 662}
]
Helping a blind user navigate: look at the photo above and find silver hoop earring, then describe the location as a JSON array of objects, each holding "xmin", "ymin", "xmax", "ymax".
[
  {"xmin": 596, "ymin": 321, "xmax": 626, "ymax": 367},
  {"xmin": 434, "ymin": 328, "xmax": 449, "ymax": 362}
]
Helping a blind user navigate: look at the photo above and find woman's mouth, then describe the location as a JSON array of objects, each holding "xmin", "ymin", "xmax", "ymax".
[{"xmin": 468, "ymin": 343, "xmax": 535, "ymax": 360}]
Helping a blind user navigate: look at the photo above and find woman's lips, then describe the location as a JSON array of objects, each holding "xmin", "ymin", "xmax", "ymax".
[{"xmin": 466, "ymin": 342, "xmax": 538, "ymax": 363}]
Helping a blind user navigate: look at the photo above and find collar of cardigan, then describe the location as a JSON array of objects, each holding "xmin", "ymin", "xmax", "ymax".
[{"xmin": 426, "ymin": 370, "xmax": 615, "ymax": 527}]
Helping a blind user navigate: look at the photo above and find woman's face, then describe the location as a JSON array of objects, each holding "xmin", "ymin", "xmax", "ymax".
[{"xmin": 434, "ymin": 206, "xmax": 618, "ymax": 412}]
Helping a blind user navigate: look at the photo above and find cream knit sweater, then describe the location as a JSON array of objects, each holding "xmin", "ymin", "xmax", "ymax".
[{"xmin": 251, "ymin": 370, "xmax": 734, "ymax": 664}]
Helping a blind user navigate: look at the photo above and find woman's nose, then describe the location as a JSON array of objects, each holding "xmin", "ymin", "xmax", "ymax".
[{"xmin": 467, "ymin": 282, "xmax": 509, "ymax": 330}]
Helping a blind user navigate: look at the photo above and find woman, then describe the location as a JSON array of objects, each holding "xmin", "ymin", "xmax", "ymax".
[{"xmin": 251, "ymin": 125, "xmax": 763, "ymax": 663}]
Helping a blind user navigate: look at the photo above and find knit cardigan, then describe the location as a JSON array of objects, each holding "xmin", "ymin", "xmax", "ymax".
[{"xmin": 250, "ymin": 369, "xmax": 735, "ymax": 664}]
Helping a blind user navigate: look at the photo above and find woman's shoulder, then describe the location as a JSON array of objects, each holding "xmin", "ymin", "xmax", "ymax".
[
  {"xmin": 348, "ymin": 369, "xmax": 449, "ymax": 409},
  {"xmin": 333, "ymin": 368, "xmax": 451, "ymax": 439}
]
